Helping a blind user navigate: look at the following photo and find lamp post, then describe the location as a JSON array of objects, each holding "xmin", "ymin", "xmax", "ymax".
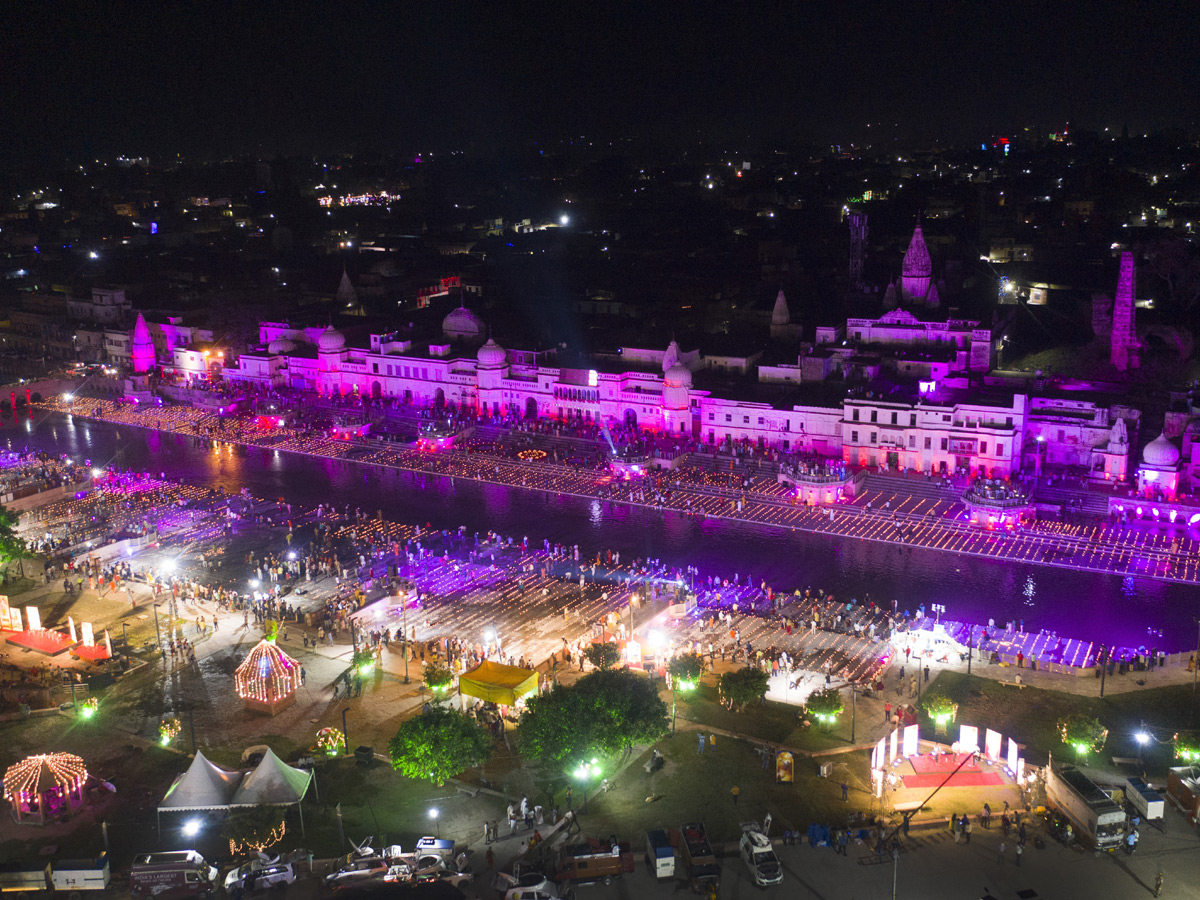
[
  {"xmin": 1135, "ymin": 725, "xmax": 1150, "ymax": 773},
  {"xmin": 429, "ymin": 807, "xmax": 440, "ymax": 838},
  {"xmin": 966, "ymin": 625, "xmax": 973, "ymax": 676},
  {"xmin": 153, "ymin": 604, "xmax": 162, "ymax": 651},
  {"xmin": 573, "ymin": 758, "xmax": 600, "ymax": 814},
  {"xmin": 341, "ymin": 707, "xmax": 350, "ymax": 757}
]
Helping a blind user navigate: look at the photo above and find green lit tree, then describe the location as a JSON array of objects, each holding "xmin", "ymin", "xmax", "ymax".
[
  {"xmin": 1058, "ymin": 714, "xmax": 1108, "ymax": 756},
  {"xmin": 717, "ymin": 667, "xmax": 770, "ymax": 712},
  {"xmin": 583, "ymin": 641, "xmax": 622, "ymax": 671},
  {"xmin": 0, "ymin": 508, "xmax": 27, "ymax": 576},
  {"xmin": 805, "ymin": 687, "xmax": 845, "ymax": 729},
  {"xmin": 668, "ymin": 653, "xmax": 705, "ymax": 687},
  {"xmin": 517, "ymin": 668, "xmax": 667, "ymax": 767},
  {"xmin": 919, "ymin": 692, "xmax": 957, "ymax": 724},
  {"xmin": 423, "ymin": 661, "xmax": 454, "ymax": 696},
  {"xmin": 388, "ymin": 707, "xmax": 493, "ymax": 786}
]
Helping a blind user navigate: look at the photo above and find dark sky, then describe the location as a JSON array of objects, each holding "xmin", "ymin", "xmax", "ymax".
[{"xmin": 3, "ymin": 2, "xmax": 1198, "ymax": 164}]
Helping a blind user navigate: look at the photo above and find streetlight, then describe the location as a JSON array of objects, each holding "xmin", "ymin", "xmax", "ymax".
[
  {"xmin": 182, "ymin": 818, "xmax": 202, "ymax": 838},
  {"xmin": 1135, "ymin": 728, "xmax": 1150, "ymax": 771},
  {"xmin": 429, "ymin": 807, "xmax": 440, "ymax": 838},
  {"xmin": 931, "ymin": 604, "xmax": 945, "ymax": 625},
  {"xmin": 341, "ymin": 707, "xmax": 350, "ymax": 756},
  {"xmin": 573, "ymin": 758, "xmax": 600, "ymax": 814}
]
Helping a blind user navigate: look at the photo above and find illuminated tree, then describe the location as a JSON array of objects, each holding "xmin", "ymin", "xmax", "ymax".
[
  {"xmin": 718, "ymin": 668, "xmax": 769, "ymax": 712},
  {"xmin": 919, "ymin": 692, "xmax": 957, "ymax": 725},
  {"xmin": 668, "ymin": 653, "xmax": 705, "ymax": 686},
  {"xmin": 583, "ymin": 641, "xmax": 622, "ymax": 671},
  {"xmin": 223, "ymin": 804, "xmax": 287, "ymax": 855},
  {"xmin": 0, "ymin": 508, "xmax": 28, "ymax": 575},
  {"xmin": 423, "ymin": 661, "xmax": 454, "ymax": 696},
  {"xmin": 1058, "ymin": 714, "xmax": 1107, "ymax": 756},
  {"xmin": 805, "ymin": 687, "xmax": 845, "ymax": 729},
  {"xmin": 518, "ymin": 669, "xmax": 667, "ymax": 767},
  {"xmin": 388, "ymin": 707, "xmax": 492, "ymax": 786}
]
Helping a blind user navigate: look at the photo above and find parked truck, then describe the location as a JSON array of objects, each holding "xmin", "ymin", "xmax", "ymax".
[
  {"xmin": 644, "ymin": 830, "xmax": 674, "ymax": 880},
  {"xmin": 551, "ymin": 837, "xmax": 633, "ymax": 886},
  {"xmin": 1046, "ymin": 765, "xmax": 1127, "ymax": 851},
  {"xmin": 0, "ymin": 855, "xmax": 110, "ymax": 895},
  {"xmin": 129, "ymin": 851, "xmax": 217, "ymax": 900},
  {"xmin": 676, "ymin": 823, "xmax": 720, "ymax": 894}
]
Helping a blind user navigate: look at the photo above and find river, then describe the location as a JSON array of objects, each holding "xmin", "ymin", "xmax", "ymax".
[{"xmin": 7, "ymin": 412, "xmax": 1195, "ymax": 652}]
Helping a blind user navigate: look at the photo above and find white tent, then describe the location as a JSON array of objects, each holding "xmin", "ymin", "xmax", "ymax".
[
  {"xmin": 157, "ymin": 748, "xmax": 314, "ymax": 835},
  {"xmin": 158, "ymin": 751, "xmax": 242, "ymax": 811},
  {"xmin": 231, "ymin": 749, "xmax": 312, "ymax": 807}
]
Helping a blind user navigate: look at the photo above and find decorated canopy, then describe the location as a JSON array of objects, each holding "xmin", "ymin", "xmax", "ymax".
[
  {"xmin": 3, "ymin": 753, "xmax": 89, "ymax": 823},
  {"xmin": 158, "ymin": 751, "xmax": 241, "ymax": 811},
  {"xmin": 458, "ymin": 660, "xmax": 538, "ymax": 706},
  {"xmin": 235, "ymin": 639, "xmax": 301, "ymax": 714}
]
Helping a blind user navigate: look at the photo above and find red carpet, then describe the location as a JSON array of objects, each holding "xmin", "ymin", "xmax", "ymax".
[
  {"xmin": 902, "ymin": 772, "xmax": 1005, "ymax": 789},
  {"xmin": 909, "ymin": 753, "xmax": 980, "ymax": 774},
  {"xmin": 4, "ymin": 629, "xmax": 75, "ymax": 656}
]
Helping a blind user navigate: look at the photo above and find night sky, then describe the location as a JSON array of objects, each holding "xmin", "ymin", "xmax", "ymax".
[{"xmin": 4, "ymin": 2, "xmax": 1197, "ymax": 164}]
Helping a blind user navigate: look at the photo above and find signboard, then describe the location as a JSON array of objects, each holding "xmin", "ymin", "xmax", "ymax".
[
  {"xmin": 985, "ymin": 729, "xmax": 1002, "ymax": 760},
  {"xmin": 776, "ymin": 751, "xmax": 794, "ymax": 783},
  {"xmin": 25, "ymin": 606, "xmax": 41, "ymax": 631},
  {"xmin": 903, "ymin": 724, "xmax": 919, "ymax": 758},
  {"xmin": 959, "ymin": 725, "xmax": 979, "ymax": 752}
]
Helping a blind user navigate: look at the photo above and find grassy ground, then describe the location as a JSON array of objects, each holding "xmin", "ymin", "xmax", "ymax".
[
  {"xmin": 672, "ymin": 683, "xmax": 850, "ymax": 753},
  {"xmin": 567, "ymin": 731, "xmax": 870, "ymax": 847},
  {"xmin": 927, "ymin": 671, "xmax": 1196, "ymax": 774}
]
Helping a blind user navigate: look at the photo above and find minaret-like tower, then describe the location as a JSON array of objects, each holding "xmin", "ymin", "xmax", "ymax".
[
  {"xmin": 900, "ymin": 218, "xmax": 932, "ymax": 305},
  {"xmin": 1110, "ymin": 252, "xmax": 1141, "ymax": 371},
  {"xmin": 849, "ymin": 212, "xmax": 868, "ymax": 293}
]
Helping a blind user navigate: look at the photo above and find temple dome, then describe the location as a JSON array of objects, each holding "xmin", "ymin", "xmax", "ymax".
[
  {"xmin": 442, "ymin": 306, "xmax": 485, "ymax": 342},
  {"xmin": 267, "ymin": 338, "xmax": 295, "ymax": 355},
  {"xmin": 664, "ymin": 361, "xmax": 692, "ymax": 389},
  {"xmin": 661, "ymin": 340, "xmax": 681, "ymax": 373},
  {"xmin": 1142, "ymin": 432, "xmax": 1179, "ymax": 468},
  {"xmin": 771, "ymin": 289, "xmax": 791, "ymax": 326},
  {"xmin": 476, "ymin": 338, "xmax": 507, "ymax": 368},
  {"xmin": 317, "ymin": 325, "xmax": 346, "ymax": 352}
]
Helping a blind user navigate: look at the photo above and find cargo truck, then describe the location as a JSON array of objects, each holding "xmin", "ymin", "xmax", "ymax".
[
  {"xmin": 1046, "ymin": 765, "xmax": 1127, "ymax": 851},
  {"xmin": 676, "ymin": 823, "xmax": 720, "ymax": 894}
]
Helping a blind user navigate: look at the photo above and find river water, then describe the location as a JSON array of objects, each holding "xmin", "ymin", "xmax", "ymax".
[{"xmin": 8, "ymin": 413, "xmax": 1197, "ymax": 651}]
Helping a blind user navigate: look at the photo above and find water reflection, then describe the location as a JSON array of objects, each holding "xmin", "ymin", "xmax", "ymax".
[{"xmin": 12, "ymin": 414, "xmax": 1199, "ymax": 650}]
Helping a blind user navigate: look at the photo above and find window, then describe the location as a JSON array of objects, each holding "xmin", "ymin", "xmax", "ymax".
[
  {"xmin": 708, "ymin": 412, "xmax": 715, "ymax": 421},
  {"xmin": 1058, "ymin": 429, "xmax": 1065, "ymax": 442},
  {"xmin": 372, "ymin": 363, "xmax": 378, "ymax": 373},
  {"xmin": 908, "ymin": 435, "xmax": 916, "ymax": 448},
  {"xmin": 910, "ymin": 414, "xmax": 917, "ymax": 426},
  {"xmin": 403, "ymin": 366, "xmax": 410, "ymax": 377},
  {"xmin": 851, "ymin": 430, "xmax": 858, "ymax": 443},
  {"xmin": 940, "ymin": 438, "xmax": 948, "ymax": 450},
  {"xmin": 890, "ymin": 412, "xmax": 898, "ymax": 425},
  {"xmin": 743, "ymin": 416, "xmax": 749, "ymax": 424},
  {"xmin": 870, "ymin": 432, "xmax": 877, "ymax": 444},
  {"xmin": 757, "ymin": 417, "xmax": 765, "ymax": 425},
  {"xmin": 980, "ymin": 442, "xmax": 988, "ymax": 454},
  {"xmin": 870, "ymin": 410, "xmax": 878, "ymax": 423},
  {"xmin": 725, "ymin": 414, "xmax": 732, "ymax": 423},
  {"xmin": 1005, "ymin": 416, "xmax": 1013, "ymax": 427},
  {"xmin": 852, "ymin": 409, "xmax": 860, "ymax": 421},
  {"xmin": 943, "ymin": 414, "xmax": 951, "ymax": 421},
  {"xmin": 924, "ymin": 437, "xmax": 932, "ymax": 450},
  {"xmin": 997, "ymin": 443, "xmax": 1005, "ymax": 455}
]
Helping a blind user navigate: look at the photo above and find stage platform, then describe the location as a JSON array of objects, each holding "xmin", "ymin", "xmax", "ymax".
[
  {"xmin": 71, "ymin": 643, "xmax": 111, "ymax": 662},
  {"xmin": 901, "ymin": 772, "xmax": 1006, "ymax": 789},
  {"xmin": 908, "ymin": 752, "xmax": 980, "ymax": 774},
  {"xmin": 4, "ymin": 628, "xmax": 76, "ymax": 656}
]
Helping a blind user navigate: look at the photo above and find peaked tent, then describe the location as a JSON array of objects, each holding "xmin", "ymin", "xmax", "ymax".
[
  {"xmin": 458, "ymin": 660, "xmax": 538, "ymax": 707},
  {"xmin": 231, "ymin": 748, "xmax": 312, "ymax": 807},
  {"xmin": 158, "ymin": 751, "xmax": 243, "ymax": 811}
]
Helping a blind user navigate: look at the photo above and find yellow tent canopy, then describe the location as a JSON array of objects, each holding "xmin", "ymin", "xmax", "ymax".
[{"xmin": 459, "ymin": 660, "xmax": 539, "ymax": 706}]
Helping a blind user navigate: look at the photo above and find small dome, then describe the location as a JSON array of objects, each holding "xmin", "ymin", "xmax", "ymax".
[
  {"xmin": 664, "ymin": 361, "xmax": 692, "ymax": 389},
  {"xmin": 267, "ymin": 338, "xmax": 295, "ymax": 355},
  {"xmin": 318, "ymin": 326, "xmax": 346, "ymax": 352},
  {"xmin": 1142, "ymin": 432, "xmax": 1180, "ymax": 468},
  {"xmin": 442, "ymin": 306, "xmax": 485, "ymax": 342},
  {"xmin": 476, "ymin": 338, "xmax": 507, "ymax": 368}
]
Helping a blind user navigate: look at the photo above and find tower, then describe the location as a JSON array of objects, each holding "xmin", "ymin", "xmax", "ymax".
[
  {"xmin": 1110, "ymin": 252, "xmax": 1141, "ymax": 372},
  {"xmin": 129, "ymin": 312, "xmax": 156, "ymax": 375},
  {"xmin": 769, "ymin": 289, "xmax": 801, "ymax": 342},
  {"xmin": 848, "ymin": 212, "xmax": 868, "ymax": 293},
  {"xmin": 900, "ymin": 218, "xmax": 933, "ymax": 305}
]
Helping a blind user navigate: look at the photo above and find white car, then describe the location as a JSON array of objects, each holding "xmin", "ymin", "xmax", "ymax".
[
  {"xmin": 324, "ymin": 858, "xmax": 388, "ymax": 886},
  {"xmin": 493, "ymin": 871, "xmax": 554, "ymax": 896},
  {"xmin": 504, "ymin": 888, "xmax": 563, "ymax": 900},
  {"xmin": 739, "ymin": 828, "xmax": 783, "ymax": 887},
  {"xmin": 223, "ymin": 861, "xmax": 295, "ymax": 892}
]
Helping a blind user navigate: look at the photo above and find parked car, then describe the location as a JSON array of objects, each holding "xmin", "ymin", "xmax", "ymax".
[
  {"xmin": 492, "ymin": 870, "xmax": 553, "ymax": 896},
  {"xmin": 738, "ymin": 826, "xmax": 782, "ymax": 887},
  {"xmin": 223, "ymin": 861, "xmax": 295, "ymax": 892},
  {"xmin": 325, "ymin": 858, "xmax": 388, "ymax": 886}
]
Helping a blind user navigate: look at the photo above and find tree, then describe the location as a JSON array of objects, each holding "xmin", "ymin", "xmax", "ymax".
[
  {"xmin": 517, "ymin": 668, "xmax": 667, "ymax": 767},
  {"xmin": 668, "ymin": 653, "xmax": 704, "ymax": 686},
  {"xmin": 919, "ymin": 692, "xmax": 957, "ymax": 724},
  {"xmin": 423, "ymin": 661, "xmax": 454, "ymax": 695},
  {"xmin": 1058, "ymin": 714, "xmax": 1107, "ymax": 756},
  {"xmin": 583, "ymin": 641, "xmax": 622, "ymax": 671},
  {"xmin": 223, "ymin": 804, "xmax": 287, "ymax": 855},
  {"xmin": 718, "ymin": 667, "xmax": 769, "ymax": 711},
  {"xmin": 0, "ymin": 507, "xmax": 26, "ymax": 573},
  {"xmin": 805, "ymin": 687, "xmax": 845, "ymax": 728},
  {"xmin": 388, "ymin": 707, "xmax": 493, "ymax": 786}
]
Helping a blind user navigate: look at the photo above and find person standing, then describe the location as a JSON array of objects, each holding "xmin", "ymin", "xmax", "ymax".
[
  {"xmin": 982, "ymin": 803, "xmax": 991, "ymax": 829},
  {"xmin": 698, "ymin": 733, "xmax": 706, "ymax": 754},
  {"xmin": 884, "ymin": 701, "xmax": 892, "ymax": 723},
  {"xmin": 998, "ymin": 842, "xmax": 1006, "ymax": 865},
  {"xmin": 1015, "ymin": 841, "xmax": 1023, "ymax": 866},
  {"xmin": 731, "ymin": 785, "xmax": 740, "ymax": 806},
  {"xmin": 710, "ymin": 733, "xmax": 717, "ymax": 754},
  {"xmin": 964, "ymin": 817, "xmax": 973, "ymax": 844},
  {"xmin": 841, "ymin": 782, "xmax": 849, "ymax": 802}
]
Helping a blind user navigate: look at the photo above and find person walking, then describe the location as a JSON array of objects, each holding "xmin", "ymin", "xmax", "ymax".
[
  {"xmin": 841, "ymin": 782, "xmax": 849, "ymax": 802},
  {"xmin": 1015, "ymin": 841, "xmax": 1023, "ymax": 866},
  {"xmin": 731, "ymin": 785, "xmax": 740, "ymax": 806},
  {"xmin": 982, "ymin": 803, "xmax": 991, "ymax": 829},
  {"xmin": 998, "ymin": 842, "xmax": 1007, "ymax": 865},
  {"xmin": 964, "ymin": 817, "xmax": 973, "ymax": 844},
  {"xmin": 485, "ymin": 848, "xmax": 495, "ymax": 870}
]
